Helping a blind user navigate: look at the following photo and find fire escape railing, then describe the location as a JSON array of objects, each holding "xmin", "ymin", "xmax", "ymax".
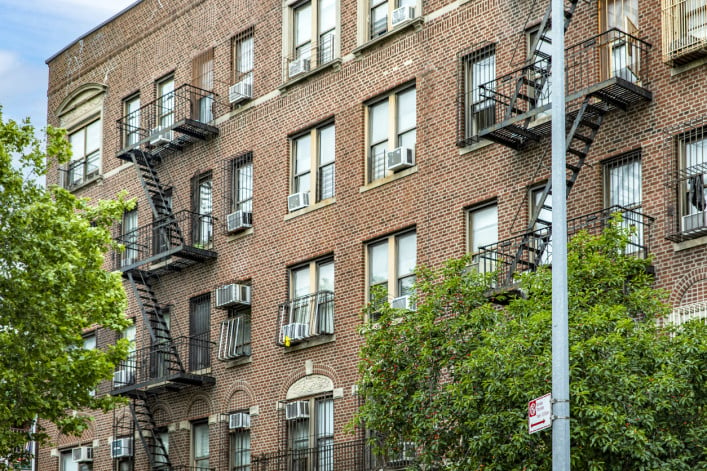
[
  {"xmin": 477, "ymin": 206, "xmax": 654, "ymax": 288},
  {"xmin": 276, "ymin": 291, "xmax": 334, "ymax": 346}
]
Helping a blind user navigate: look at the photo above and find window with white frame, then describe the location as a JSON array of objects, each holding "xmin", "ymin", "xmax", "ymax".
[
  {"xmin": 530, "ymin": 185, "xmax": 552, "ymax": 266},
  {"xmin": 467, "ymin": 202, "xmax": 498, "ymax": 273},
  {"xmin": 366, "ymin": 0, "xmax": 418, "ymax": 40},
  {"xmin": 367, "ymin": 230, "xmax": 416, "ymax": 308},
  {"xmin": 287, "ymin": 0, "xmax": 337, "ymax": 77},
  {"xmin": 153, "ymin": 429, "xmax": 169, "ymax": 470},
  {"xmin": 460, "ymin": 45, "xmax": 496, "ymax": 145},
  {"xmin": 290, "ymin": 122, "xmax": 335, "ymax": 210},
  {"xmin": 66, "ymin": 119, "xmax": 101, "ymax": 189},
  {"xmin": 279, "ymin": 258, "xmax": 334, "ymax": 344},
  {"xmin": 156, "ymin": 75, "xmax": 175, "ymax": 132},
  {"xmin": 192, "ymin": 49, "xmax": 215, "ymax": 123},
  {"xmin": 286, "ymin": 395, "xmax": 334, "ymax": 471},
  {"xmin": 604, "ymin": 151, "xmax": 643, "ymax": 251},
  {"xmin": 121, "ymin": 208, "xmax": 138, "ymax": 267},
  {"xmin": 228, "ymin": 152, "xmax": 253, "ymax": 229},
  {"xmin": 192, "ymin": 171, "xmax": 213, "ymax": 248},
  {"xmin": 678, "ymin": 129, "xmax": 707, "ymax": 235},
  {"xmin": 60, "ymin": 449, "xmax": 78, "ymax": 471},
  {"xmin": 232, "ymin": 28, "xmax": 254, "ymax": 94},
  {"xmin": 366, "ymin": 85, "xmax": 416, "ymax": 183},
  {"xmin": 230, "ymin": 411, "xmax": 251, "ymax": 471},
  {"xmin": 192, "ymin": 421, "xmax": 209, "ymax": 469},
  {"xmin": 123, "ymin": 94, "xmax": 141, "ymax": 147},
  {"xmin": 218, "ymin": 305, "xmax": 251, "ymax": 360}
]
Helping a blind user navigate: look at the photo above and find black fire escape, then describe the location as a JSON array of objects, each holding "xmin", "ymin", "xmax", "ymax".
[
  {"xmin": 474, "ymin": 0, "xmax": 654, "ymax": 293},
  {"xmin": 110, "ymin": 84, "xmax": 226, "ymax": 471}
]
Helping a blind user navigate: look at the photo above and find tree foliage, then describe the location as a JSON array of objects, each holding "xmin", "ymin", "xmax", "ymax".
[
  {"xmin": 0, "ymin": 110, "xmax": 130, "ymax": 464},
  {"xmin": 356, "ymin": 222, "xmax": 707, "ymax": 470}
]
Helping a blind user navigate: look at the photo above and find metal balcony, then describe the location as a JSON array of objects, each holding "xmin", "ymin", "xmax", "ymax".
[
  {"xmin": 110, "ymin": 336, "xmax": 215, "ymax": 398},
  {"xmin": 114, "ymin": 209, "xmax": 217, "ymax": 276},
  {"xmin": 476, "ymin": 29, "xmax": 652, "ymax": 149},
  {"xmin": 116, "ymin": 84, "xmax": 227, "ymax": 160},
  {"xmin": 276, "ymin": 291, "xmax": 334, "ymax": 347}
]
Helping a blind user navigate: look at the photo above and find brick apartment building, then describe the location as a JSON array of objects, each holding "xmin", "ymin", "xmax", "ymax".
[{"xmin": 39, "ymin": 0, "xmax": 707, "ymax": 469}]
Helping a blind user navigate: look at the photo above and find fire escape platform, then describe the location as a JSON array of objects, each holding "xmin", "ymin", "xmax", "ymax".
[
  {"xmin": 111, "ymin": 372, "xmax": 216, "ymax": 399},
  {"xmin": 119, "ymin": 245, "xmax": 217, "ymax": 278},
  {"xmin": 478, "ymin": 76, "xmax": 652, "ymax": 149}
]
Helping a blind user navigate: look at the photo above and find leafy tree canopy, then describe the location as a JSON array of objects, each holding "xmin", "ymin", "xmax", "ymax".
[
  {"xmin": 356, "ymin": 222, "xmax": 707, "ymax": 470},
  {"xmin": 0, "ymin": 109, "xmax": 131, "ymax": 464}
]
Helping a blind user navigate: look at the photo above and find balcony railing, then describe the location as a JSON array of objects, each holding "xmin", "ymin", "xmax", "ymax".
[
  {"xmin": 276, "ymin": 291, "xmax": 334, "ymax": 346},
  {"xmin": 57, "ymin": 153, "xmax": 100, "ymax": 190},
  {"xmin": 668, "ymin": 300, "xmax": 707, "ymax": 325},
  {"xmin": 662, "ymin": 0, "xmax": 707, "ymax": 65},
  {"xmin": 114, "ymin": 209, "xmax": 215, "ymax": 272},
  {"xmin": 666, "ymin": 161, "xmax": 707, "ymax": 242},
  {"xmin": 116, "ymin": 84, "xmax": 227, "ymax": 153},
  {"xmin": 252, "ymin": 438, "xmax": 408, "ymax": 471},
  {"xmin": 111, "ymin": 335, "xmax": 214, "ymax": 395},
  {"xmin": 476, "ymin": 206, "xmax": 654, "ymax": 288},
  {"xmin": 285, "ymin": 33, "xmax": 336, "ymax": 80},
  {"xmin": 474, "ymin": 29, "xmax": 652, "ymax": 144}
]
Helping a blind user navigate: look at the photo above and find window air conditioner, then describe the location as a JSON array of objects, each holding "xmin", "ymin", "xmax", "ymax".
[
  {"xmin": 391, "ymin": 6, "xmax": 415, "ymax": 26},
  {"xmin": 683, "ymin": 211, "xmax": 707, "ymax": 232},
  {"xmin": 215, "ymin": 283, "xmax": 252, "ymax": 308},
  {"xmin": 386, "ymin": 147, "xmax": 415, "ymax": 172},
  {"xmin": 113, "ymin": 369, "xmax": 134, "ymax": 388},
  {"xmin": 285, "ymin": 400, "xmax": 310, "ymax": 420},
  {"xmin": 149, "ymin": 127, "xmax": 172, "ymax": 146},
  {"xmin": 229, "ymin": 412, "xmax": 251, "ymax": 430},
  {"xmin": 391, "ymin": 295, "xmax": 415, "ymax": 311},
  {"xmin": 111, "ymin": 438, "xmax": 133, "ymax": 459},
  {"xmin": 281, "ymin": 322, "xmax": 310, "ymax": 342},
  {"xmin": 72, "ymin": 446, "xmax": 93, "ymax": 463},
  {"xmin": 226, "ymin": 210, "xmax": 253, "ymax": 232},
  {"xmin": 288, "ymin": 57, "xmax": 311, "ymax": 78},
  {"xmin": 229, "ymin": 80, "xmax": 253, "ymax": 105},
  {"xmin": 287, "ymin": 192, "xmax": 310, "ymax": 212}
]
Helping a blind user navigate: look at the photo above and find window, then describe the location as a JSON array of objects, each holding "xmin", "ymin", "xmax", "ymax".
[
  {"xmin": 156, "ymin": 75, "xmax": 175, "ymax": 131},
  {"xmin": 150, "ymin": 308, "xmax": 171, "ymax": 379},
  {"xmin": 218, "ymin": 305, "xmax": 251, "ymax": 360},
  {"xmin": 530, "ymin": 185, "xmax": 552, "ymax": 266},
  {"xmin": 154, "ymin": 429, "xmax": 169, "ymax": 470},
  {"xmin": 123, "ymin": 94, "xmax": 141, "ymax": 147},
  {"xmin": 604, "ymin": 151, "xmax": 643, "ymax": 251},
  {"xmin": 600, "ymin": 0, "xmax": 640, "ymax": 82},
  {"xmin": 367, "ymin": 0, "xmax": 418, "ymax": 39},
  {"xmin": 66, "ymin": 119, "xmax": 101, "ymax": 189},
  {"xmin": 121, "ymin": 208, "xmax": 138, "ymax": 267},
  {"xmin": 60, "ymin": 449, "xmax": 78, "ymax": 471},
  {"xmin": 288, "ymin": 0, "xmax": 337, "ymax": 76},
  {"xmin": 367, "ymin": 86, "xmax": 416, "ymax": 183},
  {"xmin": 526, "ymin": 27, "xmax": 551, "ymax": 117},
  {"xmin": 228, "ymin": 152, "xmax": 254, "ymax": 226},
  {"xmin": 120, "ymin": 322, "xmax": 136, "ymax": 386},
  {"xmin": 152, "ymin": 188, "xmax": 173, "ymax": 256},
  {"xmin": 290, "ymin": 122, "xmax": 335, "ymax": 209},
  {"xmin": 467, "ymin": 203, "xmax": 498, "ymax": 273},
  {"xmin": 232, "ymin": 28, "xmax": 254, "ymax": 91},
  {"xmin": 192, "ymin": 172, "xmax": 213, "ymax": 248},
  {"xmin": 286, "ymin": 395, "xmax": 333, "ymax": 471},
  {"xmin": 678, "ymin": 129, "xmax": 707, "ymax": 236},
  {"xmin": 192, "ymin": 49, "xmax": 214, "ymax": 122},
  {"xmin": 460, "ymin": 45, "xmax": 495, "ymax": 145},
  {"xmin": 367, "ymin": 230, "xmax": 416, "ymax": 305},
  {"xmin": 192, "ymin": 421, "xmax": 209, "ymax": 469},
  {"xmin": 189, "ymin": 294, "xmax": 211, "ymax": 371},
  {"xmin": 278, "ymin": 259, "xmax": 334, "ymax": 344},
  {"xmin": 230, "ymin": 412, "xmax": 251, "ymax": 471}
]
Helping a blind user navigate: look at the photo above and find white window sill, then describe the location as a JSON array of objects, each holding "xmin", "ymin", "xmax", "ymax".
[
  {"xmin": 280, "ymin": 58, "xmax": 342, "ymax": 91},
  {"xmin": 458, "ymin": 139, "xmax": 494, "ymax": 155},
  {"xmin": 284, "ymin": 197, "xmax": 336, "ymax": 221},
  {"xmin": 353, "ymin": 17, "xmax": 424, "ymax": 55},
  {"xmin": 360, "ymin": 166, "xmax": 418, "ymax": 193},
  {"xmin": 283, "ymin": 334, "xmax": 336, "ymax": 352},
  {"xmin": 673, "ymin": 234, "xmax": 707, "ymax": 251}
]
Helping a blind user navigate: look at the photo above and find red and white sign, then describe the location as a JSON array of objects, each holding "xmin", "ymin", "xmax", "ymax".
[{"xmin": 528, "ymin": 393, "xmax": 552, "ymax": 434}]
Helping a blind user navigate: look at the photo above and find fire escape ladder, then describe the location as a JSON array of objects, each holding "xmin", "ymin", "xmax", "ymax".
[
  {"xmin": 127, "ymin": 149, "xmax": 185, "ymax": 248},
  {"xmin": 505, "ymin": 96, "xmax": 607, "ymax": 285},
  {"xmin": 130, "ymin": 395, "xmax": 171, "ymax": 470},
  {"xmin": 126, "ymin": 270, "xmax": 184, "ymax": 374}
]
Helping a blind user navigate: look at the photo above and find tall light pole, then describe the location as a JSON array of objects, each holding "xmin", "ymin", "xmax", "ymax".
[{"xmin": 551, "ymin": 0, "xmax": 570, "ymax": 468}]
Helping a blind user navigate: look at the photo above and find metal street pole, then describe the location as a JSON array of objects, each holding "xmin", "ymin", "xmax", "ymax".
[{"xmin": 551, "ymin": 0, "xmax": 570, "ymax": 469}]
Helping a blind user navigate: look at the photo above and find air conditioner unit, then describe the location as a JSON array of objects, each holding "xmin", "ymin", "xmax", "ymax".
[
  {"xmin": 386, "ymin": 147, "xmax": 415, "ymax": 172},
  {"xmin": 72, "ymin": 447, "xmax": 93, "ymax": 463},
  {"xmin": 229, "ymin": 412, "xmax": 251, "ymax": 430},
  {"xmin": 149, "ymin": 128, "xmax": 172, "ymax": 146},
  {"xmin": 113, "ymin": 369, "xmax": 134, "ymax": 387},
  {"xmin": 111, "ymin": 438, "xmax": 133, "ymax": 459},
  {"xmin": 281, "ymin": 322, "xmax": 310, "ymax": 342},
  {"xmin": 287, "ymin": 192, "xmax": 310, "ymax": 212},
  {"xmin": 683, "ymin": 211, "xmax": 707, "ymax": 232},
  {"xmin": 288, "ymin": 57, "xmax": 311, "ymax": 78},
  {"xmin": 226, "ymin": 210, "xmax": 253, "ymax": 232},
  {"xmin": 215, "ymin": 283, "xmax": 251, "ymax": 308},
  {"xmin": 285, "ymin": 401, "xmax": 310, "ymax": 420},
  {"xmin": 229, "ymin": 80, "xmax": 253, "ymax": 105},
  {"xmin": 391, "ymin": 6, "xmax": 415, "ymax": 26},
  {"xmin": 391, "ymin": 295, "xmax": 415, "ymax": 311}
]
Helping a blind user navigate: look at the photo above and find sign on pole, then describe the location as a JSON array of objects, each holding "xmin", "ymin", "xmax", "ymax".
[{"xmin": 529, "ymin": 393, "xmax": 552, "ymax": 434}]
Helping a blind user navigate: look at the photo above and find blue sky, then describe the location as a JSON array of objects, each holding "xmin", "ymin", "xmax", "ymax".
[{"xmin": 0, "ymin": 0, "xmax": 136, "ymax": 130}]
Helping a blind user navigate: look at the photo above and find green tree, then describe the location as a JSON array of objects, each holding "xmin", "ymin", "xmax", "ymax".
[
  {"xmin": 356, "ymin": 222, "xmax": 707, "ymax": 470},
  {"xmin": 0, "ymin": 110, "xmax": 130, "ymax": 465}
]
